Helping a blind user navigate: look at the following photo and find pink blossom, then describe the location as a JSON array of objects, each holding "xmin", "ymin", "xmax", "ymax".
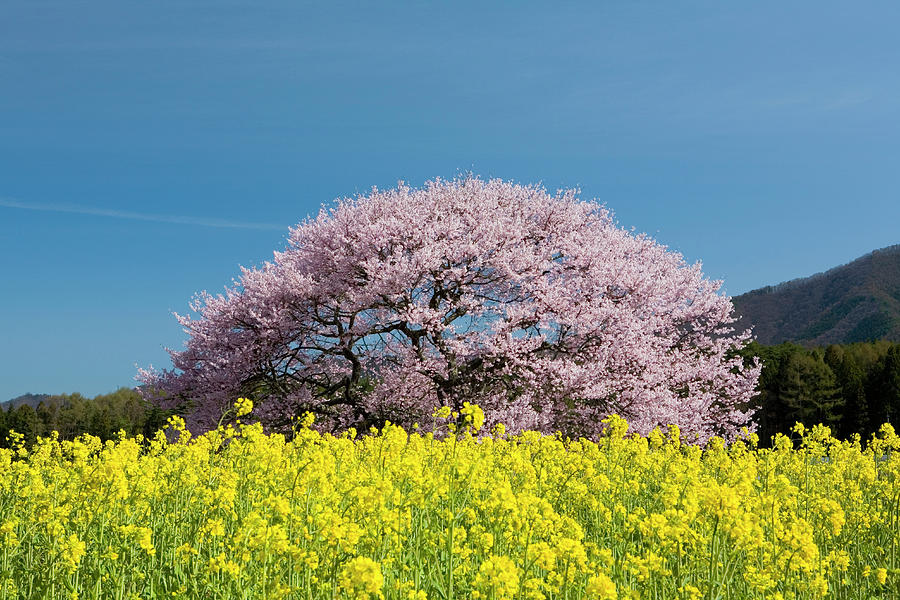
[{"xmin": 139, "ymin": 176, "xmax": 759, "ymax": 441}]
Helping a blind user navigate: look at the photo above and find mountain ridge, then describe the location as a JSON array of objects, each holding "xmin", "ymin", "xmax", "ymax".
[
  {"xmin": 732, "ymin": 244, "xmax": 900, "ymax": 346},
  {"xmin": 1, "ymin": 393, "xmax": 51, "ymax": 411}
]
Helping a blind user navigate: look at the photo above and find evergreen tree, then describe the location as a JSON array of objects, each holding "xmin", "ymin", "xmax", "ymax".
[
  {"xmin": 834, "ymin": 352, "xmax": 870, "ymax": 438},
  {"xmin": 9, "ymin": 404, "xmax": 40, "ymax": 447},
  {"xmin": 872, "ymin": 345, "xmax": 900, "ymax": 426},
  {"xmin": 36, "ymin": 401, "xmax": 59, "ymax": 438},
  {"xmin": 823, "ymin": 345, "xmax": 844, "ymax": 372},
  {"xmin": 779, "ymin": 352, "xmax": 844, "ymax": 431},
  {"xmin": 54, "ymin": 394, "xmax": 88, "ymax": 440},
  {"xmin": 88, "ymin": 407, "xmax": 114, "ymax": 440},
  {"xmin": 0, "ymin": 406, "xmax": 7, "ymax": 447},
  {"xmin": 142, "ymin": 403, "xmax": 172, "ymax": 439},
  {"xmin": 750, "ymin": 342, "xmax": 806, "ymax": 444}
]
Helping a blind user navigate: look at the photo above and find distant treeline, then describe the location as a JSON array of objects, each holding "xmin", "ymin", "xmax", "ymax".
[
  {"xmin": 738, "ymin": 340, "xmax": 900, "ymax": 444},
  {"xmin": 3, "ymin": 340, "xmax": 900, "ymax": 447},
  {"xmin": 0, "ymin": 388, "xmax": 171, "ymax": 449}
]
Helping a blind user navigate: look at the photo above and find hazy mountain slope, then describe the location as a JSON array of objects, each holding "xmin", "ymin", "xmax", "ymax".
[
  {"xmin": 1, "ymin": 393, "xmax": 51, "ymax": 411},
  {"xmin": 733, "ymin": 244, "xmax": 900, "ymax": 346}
]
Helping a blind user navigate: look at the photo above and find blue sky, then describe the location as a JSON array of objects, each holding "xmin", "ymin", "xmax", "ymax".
[{"xmin": 2, "ymin": 1, "xmax": 899, "ymax": 401}]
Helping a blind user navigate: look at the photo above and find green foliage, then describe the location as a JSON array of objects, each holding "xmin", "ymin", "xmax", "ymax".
[
  {"xmin": 846, "ymin": 313, "xmax": 895, "ymax": 343},
  {"xmin": 870, "ymin": 345, "xmax": 900, "ymax": 425},
  {"xmin": 778, "ymin": 352, "xmax": 843, "ymax": 429},
  {"xmin": 0, "ymin": 387, "xmax": 172, "ymax": 449},
  {"xmin": 740, "ymin": 339, "xmax": 900, "ymax": 445},
  {"xmin": 827, "ymin": 347, "xmax": 870, "ymax": 439},
  {"xmin": 7, "ymin": 404, "xmax": 39, "ymax": 447},
  {"xmin": 797, "ymin": 297, "xmax": 864, "ymax": 340}
]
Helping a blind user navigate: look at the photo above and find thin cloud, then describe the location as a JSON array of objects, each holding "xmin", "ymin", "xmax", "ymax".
[
  {"xmin": 0, "ymin": 197, "xmax": 286, "ymax": 231},
  {"xmin": 759, "ymin": 87, "xmax": 875, "ymax": 113}
]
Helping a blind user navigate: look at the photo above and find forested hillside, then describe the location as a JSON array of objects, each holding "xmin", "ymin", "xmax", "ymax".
[
  {"xmin": 0, "ymin": 393, "xmax": 50, "ymax": 411},
  {"xmin": 737, "ymin": 340, "xmax": 900, "ymax": 444},
  {"xmin": 0, "ymin": 387, "xmax": 170, "ymax": 448},
  {"xmin": 733, "ymin": 244, "xmax": 900, "ymax": 346}
]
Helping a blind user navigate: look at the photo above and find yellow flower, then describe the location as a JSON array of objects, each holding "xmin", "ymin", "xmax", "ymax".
[
  {"xmin": 235, "ymin": 397, "xmax": 254, "ymax": 417},
  {"xmin": 0, "ymin": 520, "xmax": 19, "ymax": 549},
  {"xmin": 5, "ymin": 403, "xmax": 900, "ymax": 600},
  {"xmin": 135, "ymin": 527, "xmax": 154, "ymax": 556},
  {"xmin": 102, "ymin": 547, "xmax": 119, "ymax": 561},
  {"xmin": 586, "ymin": 572, "xmax": 617, "ymax": 599},
  {"xmin": 434, "ymin": 406, "xmax": 452, "ymax": 419},
  {"xmin": 339, "ymin": 556, "xmax": 384, "ymax": 600},
  {"xmin": 200, "ymin": 518, "xmax": 225, "ymax": 537},
  {"xmin": 207, "ymin": 553, "xmax": 241, "ymax": 579},
  {"xmin": 480, "ymin": 532, "xmax": 495, "ymax": 552},
  {"xmin": 473, "ymin": 555, "xmax": 520, "ymax": 600},
  {"xmin": 118, "ymin": 525, "xmax": 155, "ymax": 556},
  {"xmin": 601, "ymin": 414, "xmax": 629, "ymax": 438},
  {"xmin": 59, "ymin": 534, "xmax": 86, "ymax": 573},
  {"xmin": 267, "ymin": 494, "xmax": 291, "ymax": 517},
  {"xmin": 678, "ymin": 585, "xmax": 701, "ymax": 600},
  {"xmin": 175, "ymin": 543, "xmax": 197, "ymax": 561},
  {"xmin": 461, "ymin": 402, "xmax": 485, "ymax": 432}
]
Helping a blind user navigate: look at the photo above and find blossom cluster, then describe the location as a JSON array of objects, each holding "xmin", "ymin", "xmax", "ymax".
[
  {"xmin": 1, "ymin": 404, "xmax": 898, "ymax": 599},
  {"xmin": 139, "ymin": 176, "xmax": 758, "ymax": 441}
]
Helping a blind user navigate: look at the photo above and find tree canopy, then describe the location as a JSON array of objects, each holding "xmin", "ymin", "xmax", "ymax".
[{"xmin": 140, "ymin": 177, "xmax": 759, "ymax": 441}]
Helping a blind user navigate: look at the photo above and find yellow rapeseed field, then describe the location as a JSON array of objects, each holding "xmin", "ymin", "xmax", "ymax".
[{"xmin": 1, "ymin": 400, "xmax": 899, "ymax": 600}]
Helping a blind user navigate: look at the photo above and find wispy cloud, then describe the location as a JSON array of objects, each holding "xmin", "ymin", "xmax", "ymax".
[
  {"xmin": 759, "ymin": 88, "xmax": 875, "ymax": 112},
  {"xmin": 0, "ymin": 197, "xmax": 286, "ymax": 231}
]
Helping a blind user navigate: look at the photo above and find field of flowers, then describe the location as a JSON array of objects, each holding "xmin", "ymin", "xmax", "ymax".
[{"xmin": 1, "ymin": 400, "xmax": 899, "ymax": 600}]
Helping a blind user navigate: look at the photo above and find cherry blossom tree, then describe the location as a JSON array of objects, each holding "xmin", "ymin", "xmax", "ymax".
[{"xmin": 139, "ymin": 176, "xmax": 759, "ymax": 441}]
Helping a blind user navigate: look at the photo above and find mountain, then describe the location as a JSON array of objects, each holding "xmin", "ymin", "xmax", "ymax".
[
  {"xmin": 1, "ymin": 393, "xmax": 51, "ymax": 411},
  {"xmin": 732, "ymin": 244, "xmax": 900, "ymax": 346}
]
